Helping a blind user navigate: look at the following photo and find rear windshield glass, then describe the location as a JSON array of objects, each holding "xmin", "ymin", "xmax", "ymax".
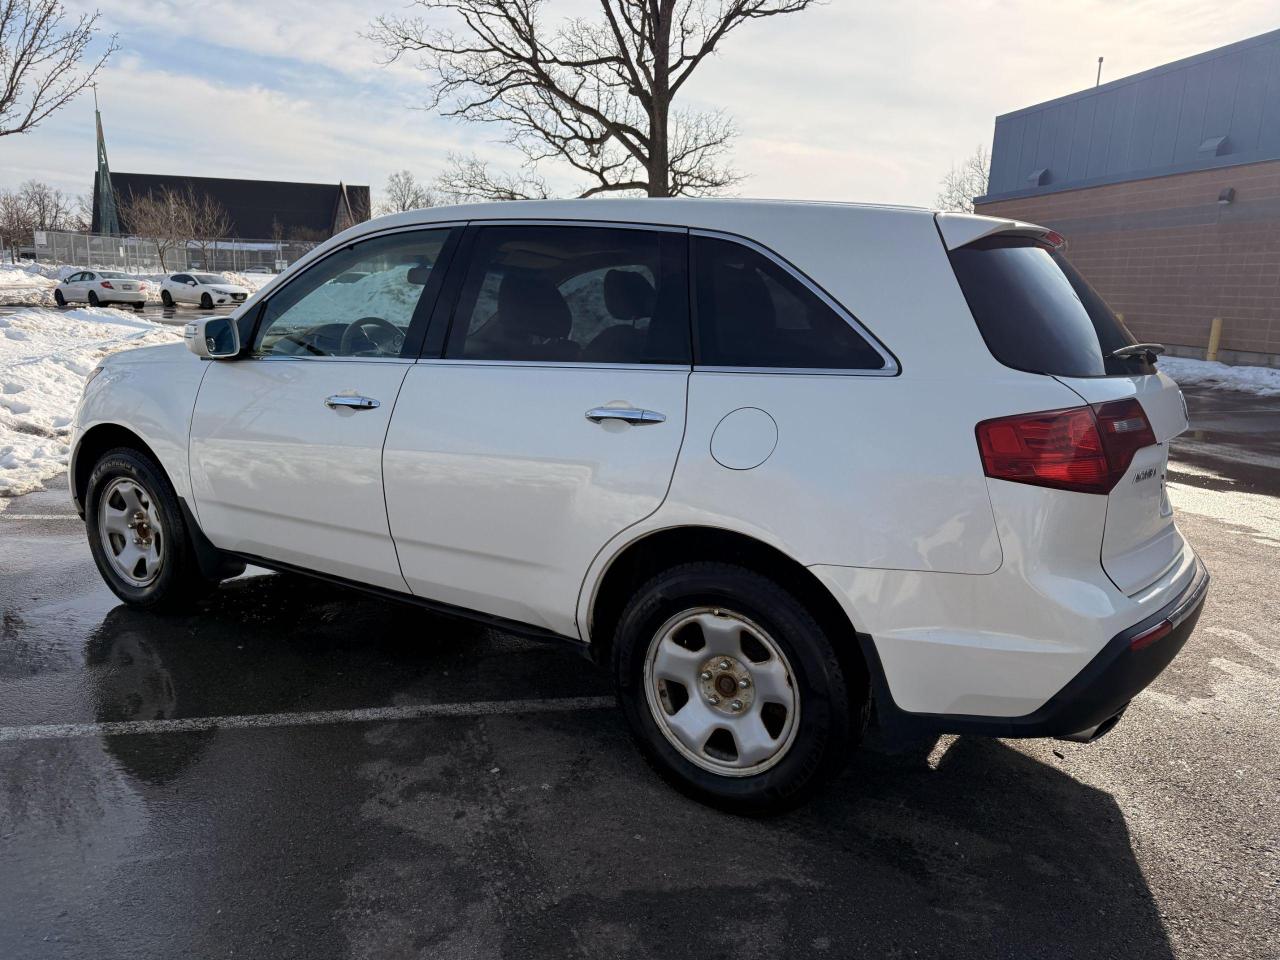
[{"xmin": 948, "ymin": 237, "xmax": 1154, "ymax": 378}]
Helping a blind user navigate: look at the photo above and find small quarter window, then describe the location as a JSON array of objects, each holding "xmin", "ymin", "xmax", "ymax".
[{"xmin": 692, "ymin": 235, "xmax": 886, "ymax": 370}]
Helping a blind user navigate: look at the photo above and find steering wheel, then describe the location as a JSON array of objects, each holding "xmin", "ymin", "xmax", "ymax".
[{"xmin": 339, "ymin": 316, "xmax": 405, "ymax": 356}]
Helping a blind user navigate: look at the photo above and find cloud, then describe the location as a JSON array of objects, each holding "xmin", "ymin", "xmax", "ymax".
[{"xmin": 11, "ymin": 0, "xmax": 1280, "ymax": 208}]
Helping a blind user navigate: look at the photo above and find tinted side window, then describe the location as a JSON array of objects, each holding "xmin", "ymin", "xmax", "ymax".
[
  {"xmin": 947, "ymin": 237, "xmax": 1150, "ymax": 378},
  {"xmin": 692, "ymin": 236, "xmax": 887, "ymax": 370},
  {"xmin": 253, "ymin": 229, "xmax": 450, "ymax": 358},
  {"xmin": 445, "ymin": 225, "xmax": 690, "ymax": 364},
  {"xmin": 172, "ymin": 275, "xmax": 191, "ymax": 284}
]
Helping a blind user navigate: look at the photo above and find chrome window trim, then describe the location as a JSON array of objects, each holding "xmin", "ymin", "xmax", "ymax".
[
  {"xmin": 247, "ymin": 354, "xmax": 412, "ymax": 364},
  {"xmin": 415, "ymin": 358, "xmax": 690, "ymax": 373},
  {"xmin": 694, "ymin": 365, "xmax": 898, "ymax": 378},
  {"xmin": 688, "ymin": 227, "xmax": 900, "ymax": 377}
]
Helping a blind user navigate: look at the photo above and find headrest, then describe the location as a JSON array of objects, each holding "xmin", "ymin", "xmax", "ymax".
[
  {"xmin": 603, "ymin": 269, "xmax": 656, "ymax": 321},
  {"xmin": 498, "ymin": 272, "xmax": 572, "ymax": 340}
]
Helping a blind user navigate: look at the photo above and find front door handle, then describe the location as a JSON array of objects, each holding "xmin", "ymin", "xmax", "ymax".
[
  {"xmin": 325, "ymin": 395, "xmax": 380, "ymax": 410},
  {"xmin": 585, "ymin": 406, "xmax": 666, "ymax": 425}
]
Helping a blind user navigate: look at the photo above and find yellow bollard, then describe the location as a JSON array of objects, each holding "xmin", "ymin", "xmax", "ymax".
[{"xmin": 1206, "ymin": 317, "xmax": 1223, "ymax": 362}]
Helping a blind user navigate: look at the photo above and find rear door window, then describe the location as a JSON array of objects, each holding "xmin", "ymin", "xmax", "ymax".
[
  {"xmin": 948, "ymin": 236, "xmax": 1152, "ymax": 378},
  {"xmin": 444, "ymin": 225, "xmax": 690, "ymax": 365},
  {"xmin": 692, "ymin": 235, "xmax": 888, "ymax": 370}
]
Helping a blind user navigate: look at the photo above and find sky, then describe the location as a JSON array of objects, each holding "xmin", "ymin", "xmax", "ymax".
[{"xmin": 3, "ymin": 0, "xmax": 1278, "ymax": 215}]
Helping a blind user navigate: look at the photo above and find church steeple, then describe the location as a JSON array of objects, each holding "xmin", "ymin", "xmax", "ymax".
[{"xmin": 93, "ymin": 85, "xmax": 121, "ymax": 236}]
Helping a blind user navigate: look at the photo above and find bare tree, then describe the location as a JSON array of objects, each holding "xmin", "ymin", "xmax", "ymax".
[
  {"xmin": 0, "ymin": 0, "xmax": 117, "ymax": 137},
  {"xmin": 0, "ymin": 188, "xmax": 30, "ymax": 261},
  {"xmin": 18, "ymin": 178, "xmax": 72, "ymax": 229},
  {"xmin": 369, "ymin": 1, "xmax": 817, "ymax": 199},
  {"xmin": 936, "ymin": 145, "xmax": 990, "ymax": 213},
  {"xmin": 377, "ymin": 169, "xmax": 438, "ymax": 214},
  {"xmin": 186, "ymin": 188, "xmax": 232, "ymax": 268},
  {"xmin": 435, "ymin": 152, "xmax": 550, "ymax": 202},
  {"xmin": 119, "ymin": 186, "xmax": 193, "ymax": 270}
]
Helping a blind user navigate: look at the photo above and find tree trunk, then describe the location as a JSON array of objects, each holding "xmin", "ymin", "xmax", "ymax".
[{"xmin": 648, "ymin": 2, "xmax": 674, "ymax": 197}]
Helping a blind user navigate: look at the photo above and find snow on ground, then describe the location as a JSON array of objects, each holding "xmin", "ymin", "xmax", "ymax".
[
  {"xmin": 1160, "ymin": 356, "xmax": 1280, "ymax": 397},
  {"xmin": 0, "ymin": 261, "xmax": 276, "ymax": 307},
  {"xmin": 0, "ymin": 306, "xmax": 181, "ymax": 503}
]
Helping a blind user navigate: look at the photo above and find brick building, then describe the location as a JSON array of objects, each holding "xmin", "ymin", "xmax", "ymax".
[{"xmin": 975, "ymin": 29, "xmax": 1280, "ymax": 366}]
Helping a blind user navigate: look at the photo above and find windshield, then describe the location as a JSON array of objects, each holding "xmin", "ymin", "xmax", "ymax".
[
  {"xmin": 194, "ymin": 274, "xmax": 226, "ymax": 284},
  {"xmin": 948, "ymin": 236, "xmax": 1155, "ymax": 378}
]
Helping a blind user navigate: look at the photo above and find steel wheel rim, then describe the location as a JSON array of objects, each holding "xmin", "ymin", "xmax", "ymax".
[
  {"xmin": 643, "ymin": 606, "xmax": 800, "ymax": 777},
  {"xmin": 97, "ymin": 477, "xmax": 165, "ymax": 588}
]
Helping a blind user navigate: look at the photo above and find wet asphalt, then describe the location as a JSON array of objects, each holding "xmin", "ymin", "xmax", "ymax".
[{"xmin": 1, "ymin": 386, "xmax": 1277, "ymax": 960}]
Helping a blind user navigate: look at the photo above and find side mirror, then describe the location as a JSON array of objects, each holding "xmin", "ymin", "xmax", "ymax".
[{"xmin": 185, "ymin": 316, "xmax": 240, "ymax": 359}]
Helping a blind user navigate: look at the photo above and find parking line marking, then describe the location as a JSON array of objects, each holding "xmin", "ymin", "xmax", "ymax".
[
  {"xmin": 0, "ymin": 696, "xmax": 616, "ymax": 743},
  {"xmin": 0, "ymin": 514, "xmax": 81, "ymax": 520}
]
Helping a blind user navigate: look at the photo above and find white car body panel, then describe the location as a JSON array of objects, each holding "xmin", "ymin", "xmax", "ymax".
[
  {"xmin": 383, "ymin": 361, "xmax": 689, "ymax": 636},
  {"xmin": 70, "ymin": 343, "xmax": 206, "ymax": 503},
  {"xmin": 70, "ymin": 198, "xmax": 1204, "ymax": 726},
  {"xmin": 189, "ymin": 359, "xmax": 412, "ymax": 592}
]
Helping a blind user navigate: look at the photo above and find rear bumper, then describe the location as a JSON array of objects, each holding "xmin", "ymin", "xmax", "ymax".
[{"xmin": 858, "ymin": 556, "xmax": 1209, "ymax": 741}]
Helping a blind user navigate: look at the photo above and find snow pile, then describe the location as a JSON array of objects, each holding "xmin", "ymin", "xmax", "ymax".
[
  {"xmin": 1160, "ymin": 356, "xmax": 1280, "ymax": 397},
  {"xmin": 0, "ymin": 262, "xmax": 60, "ymax": 307},
  {"xmin": 0, "ymin": 307, "xmax": 181, "ymax": 501}
]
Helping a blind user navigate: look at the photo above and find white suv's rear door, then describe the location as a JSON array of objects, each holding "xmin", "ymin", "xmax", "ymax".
[{"xmin": 383, "ymin": 223, "xmax": 691, "ymax": 637}]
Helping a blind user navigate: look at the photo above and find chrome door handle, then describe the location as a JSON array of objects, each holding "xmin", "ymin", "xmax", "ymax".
[
  {"xmin": 325, "ymin": 395, "xmax": 380, "ymax": 410},
  {"xmin": 585, "ymin": 406, "xmax": 666, "ymax": 425}
]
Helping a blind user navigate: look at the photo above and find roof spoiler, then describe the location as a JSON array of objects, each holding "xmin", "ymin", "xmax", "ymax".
[{"xmin": 935, "ymin": 211, "xmax": 1064, "ymax": 251}]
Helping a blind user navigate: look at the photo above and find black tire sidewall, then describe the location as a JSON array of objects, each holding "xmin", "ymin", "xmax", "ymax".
[
  {"xmin": 54, "ymin": 290, "xmax": 65, "ymax": 306},
  {"xmin": 88, "ymin": 291, "xmax": 100, "ymax": 307},
  {"xmin": 84, "ymin": 448, "xmax": 205, "ymax": 610},
  {"xmin": 613, "ymin": 563, "xmax": 854, "ymax": 813},
  {"xmin": 200, "ymin": 293, "xmax": 212, "ymax": 309},
  {"xmin": 161, "ymin": 290, "xmax": 173, "ymax": 307}
]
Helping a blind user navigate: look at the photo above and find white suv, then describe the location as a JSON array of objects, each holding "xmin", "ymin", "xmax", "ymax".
[{"xmin": 70, "ymin": 200, "xmax": 1208, "ymax": 812}]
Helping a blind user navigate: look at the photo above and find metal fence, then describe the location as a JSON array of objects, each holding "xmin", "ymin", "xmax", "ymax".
[{"xmin": 28, "ymin": 230, "xmax": 321, "ymax": 275}]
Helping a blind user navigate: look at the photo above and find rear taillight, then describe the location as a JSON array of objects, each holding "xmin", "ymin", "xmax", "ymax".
[
  {"xmin": 100, "ymin": 281, "xmax": 114, "ymax": 289},
  {"xmin": 977, "ymin": 399, "xmax": 1156, "ymax": 495}
]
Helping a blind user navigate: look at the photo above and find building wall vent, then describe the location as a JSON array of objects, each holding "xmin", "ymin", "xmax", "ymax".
[
  {"xmin": 1198, "ymin": 136, "xmax": 1229, "ymax": 157},
  {"xmin": 1027, "ymin": 168, "xmax": 1051, "ymax": 186}
]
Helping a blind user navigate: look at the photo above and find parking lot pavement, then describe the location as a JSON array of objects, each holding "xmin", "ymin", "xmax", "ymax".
[{"xmin": 1, "ymin": 387, "xmax": 1277, "ymax": 960}]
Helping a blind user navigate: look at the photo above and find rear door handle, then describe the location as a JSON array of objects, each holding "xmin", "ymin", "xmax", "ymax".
[
  {"xmin": 585, "ymin": 406, "xmax": 666, "ymax": 425},
  {"xmin": 325, "ymin": 395, "xmax": 380, "ymax": 410}
]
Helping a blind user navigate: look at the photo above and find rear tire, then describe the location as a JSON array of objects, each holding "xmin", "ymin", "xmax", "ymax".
[
  {"xmin": 612, "ymin": 562, "xmax": 866, "ymax": 814},
  {"xmin": 88, "ymin": 291, "xmax": 100, "ymax": 307},
  {"xmin": 134, "ymin": 302, "xmax": 146, "ymax": 311},
  {"xmin": 54, "ymin": 289, "xmax": 66, "ymax": 306},
  {"xmin": 161, "ymin": 289, "xmax": 173, "ymax": 307},
  {"xmin": 200, "ymin": 292, "xmax": 213, "ymax": 309},
  {"xmin": 84, "ymin": 447, "xmax": 221, "ymax": 611}
]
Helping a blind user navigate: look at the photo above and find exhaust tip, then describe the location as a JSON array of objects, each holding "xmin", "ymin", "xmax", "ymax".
[{"xmin": 1058, "ymin": 705, "xmax": 1128, "ymax": 744}]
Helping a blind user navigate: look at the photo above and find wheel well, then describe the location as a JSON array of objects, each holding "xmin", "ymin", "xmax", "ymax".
[
  {"xmin": 73, "ymin": 424, "xmax": 161, "ymax": 508},
  {"xmin": 588, "ymin": 526, "xmax": 868, "ymax": 687}
]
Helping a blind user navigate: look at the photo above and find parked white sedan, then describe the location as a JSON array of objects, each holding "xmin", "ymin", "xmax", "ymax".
[
  {"xmin": 54, "ymin": 270, "xmax": 149, "ymax": 309},
  {"xmin": 160, "ymin": 272, "xmax": 250, "ymax": 309},
  {"xmin": 69, "ymin": 199, "xmax": 1208, "ymax": 812}
]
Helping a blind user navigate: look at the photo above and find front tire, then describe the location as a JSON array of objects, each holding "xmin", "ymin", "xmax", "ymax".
[
  {"xmin": 161, "ymin": 289, "xmax": 173, "ymax": 307},
  {"xmin": 200, "ymin": 292, "xmax": 213, "ymax": 309},
  {"xmin": 85, "ymin": 448, "xmax": 220, "ymax": 611},
  {"xmin": 54, "ymin": 289, "xmax": 66, "ymax": 306},
  {"xmin": 612, "ymin": 563, "xmax": 866, "ymax": 814}
]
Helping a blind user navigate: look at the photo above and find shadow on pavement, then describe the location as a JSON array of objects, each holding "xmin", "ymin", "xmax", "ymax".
[{"xmin": 77, "ymin": 573, "xmax": 1173, "ymax": 959}]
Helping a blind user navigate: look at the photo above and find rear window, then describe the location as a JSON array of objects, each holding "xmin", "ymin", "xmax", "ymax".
[{"xmin": 948, "ymin": 237, "xmax": 1153, "ymax": 378}]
